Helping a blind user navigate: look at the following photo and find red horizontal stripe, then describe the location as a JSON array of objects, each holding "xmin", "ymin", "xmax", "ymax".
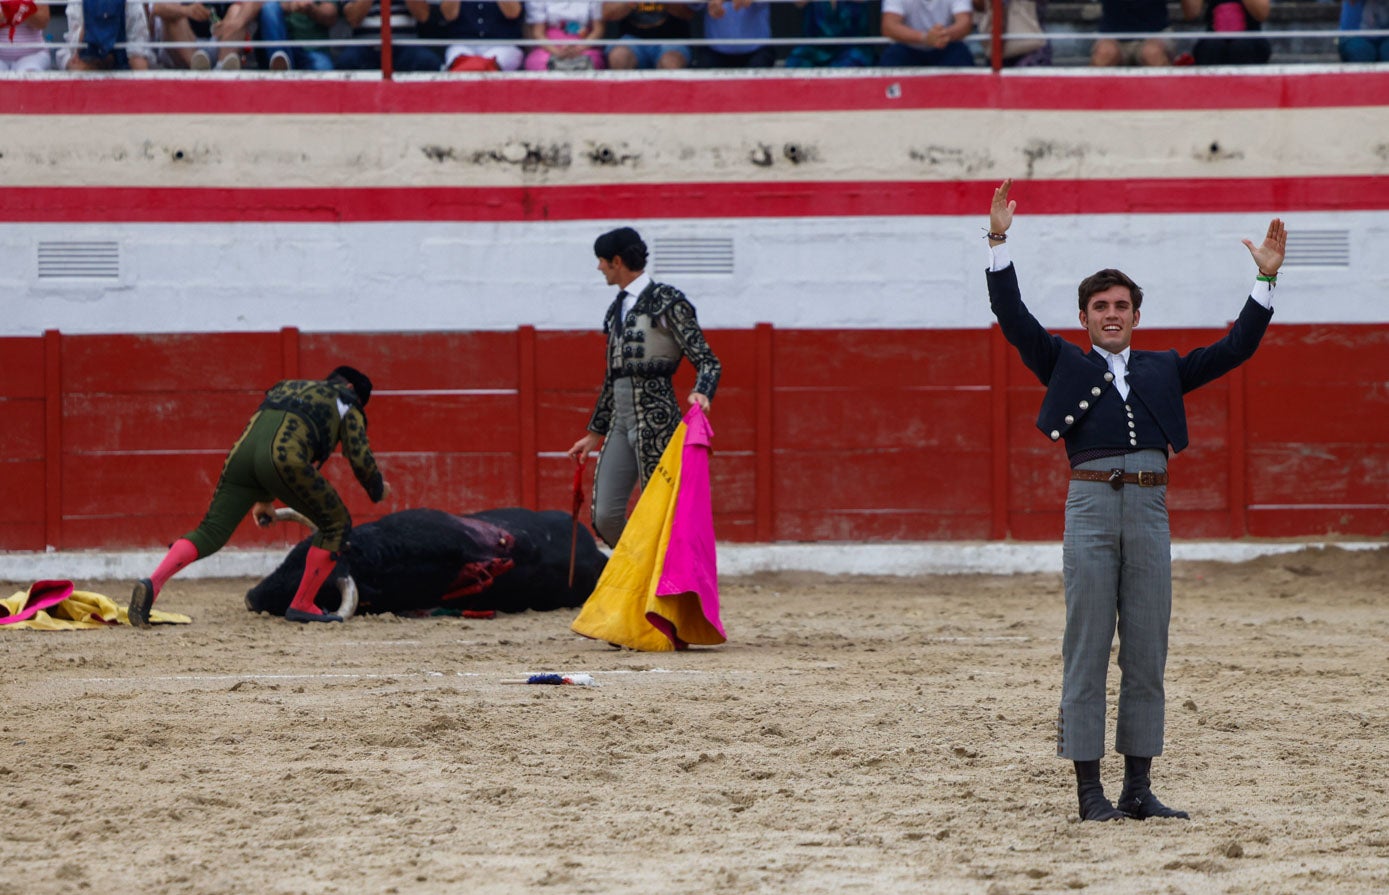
[
  {"xmin": 3, "ymin": 177, "xmax": 1387, "ymax": 223},
  {"xmin": 3, "ymin": 70, "xmax": 1388, "ymax": 116}
]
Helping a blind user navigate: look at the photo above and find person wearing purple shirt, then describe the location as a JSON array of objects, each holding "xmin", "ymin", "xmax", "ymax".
[{"xmin": 696, "ymin": 0, "xmax": 774, "ymax": 67}]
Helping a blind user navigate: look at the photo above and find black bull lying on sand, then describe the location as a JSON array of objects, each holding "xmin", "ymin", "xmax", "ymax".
[{"xmin": 245, "ymin": 508, "xmax": 607, "ymax": 619}]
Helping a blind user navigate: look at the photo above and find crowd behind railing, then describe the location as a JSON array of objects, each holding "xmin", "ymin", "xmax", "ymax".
[{"xmin": 0, "ymin": 0, "xmax": 1384, "ymax": 75}]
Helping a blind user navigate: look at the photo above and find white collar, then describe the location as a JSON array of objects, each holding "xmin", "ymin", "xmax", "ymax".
[
  {"xmin": 621, "ymin": 273, "xmax": 651, "ymax": 300},
  {"xmin": 1094, "ymin": 345, "xmax": 1131, "ymax": 366}
]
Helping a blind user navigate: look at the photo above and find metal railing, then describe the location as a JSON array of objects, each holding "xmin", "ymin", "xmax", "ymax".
[{"xmin": 6, "ymin": 0, "xmax": 1377, "ymax": 76}]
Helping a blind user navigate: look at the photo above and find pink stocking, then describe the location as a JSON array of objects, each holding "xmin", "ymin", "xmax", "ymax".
[
  {"xmin": 150, "ymin": 538, "xmax": 200, "ymax": 598},
  {"xmin": 288, "ymin": 545, "xmax": 337, "ymax": 615}
]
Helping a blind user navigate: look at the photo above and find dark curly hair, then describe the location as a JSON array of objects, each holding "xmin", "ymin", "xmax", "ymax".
[{"xmin": 1077, "ymin": 268, "xmax": 1143, "ymax": 313}]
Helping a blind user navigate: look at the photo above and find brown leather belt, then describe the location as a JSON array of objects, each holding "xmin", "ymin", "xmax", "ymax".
[{"xmin": 1070, "ymin": 469, "xmax": 1169, "ymax": 490}]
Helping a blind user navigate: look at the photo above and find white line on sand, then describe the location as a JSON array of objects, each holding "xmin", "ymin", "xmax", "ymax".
[{"xmin": 69, "ymin": 668, "xmax": 754, "ymax": 685}]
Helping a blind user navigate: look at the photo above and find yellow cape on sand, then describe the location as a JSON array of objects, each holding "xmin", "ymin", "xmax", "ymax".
[
  {"xmin": 1, "ymin": 589, "xmax": 191, "ymax": 630},
  {"xmin": 571, "ymin": 418, "xmax": 724, "ymax": 652}
]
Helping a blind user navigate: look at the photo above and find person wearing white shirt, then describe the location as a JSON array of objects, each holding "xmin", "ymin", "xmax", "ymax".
[
  {"xmin": 523, "ymin": 0, "xmax": 606, "ymax": 70},
  {"xmin": 0, "ymin": 0, "xmax": 53, "ymax": 71},
  {"xmin": 984, "ymin": 179, "xmax": 1285, "ymax": 822},
  {"xmin": 880, "ymin": 0, "xmax": 975, "ymax": 66}
]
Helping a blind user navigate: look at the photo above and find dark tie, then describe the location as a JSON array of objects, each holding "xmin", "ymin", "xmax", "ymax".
[{"xmin": 617, "ymin": 290, "xmax": 629, "ymax": 301}]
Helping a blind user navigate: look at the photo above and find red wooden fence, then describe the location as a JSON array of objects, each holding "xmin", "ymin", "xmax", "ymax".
[{"xmin": 2, "ymin": 323, "xmax": 1386, "ymax": 551}]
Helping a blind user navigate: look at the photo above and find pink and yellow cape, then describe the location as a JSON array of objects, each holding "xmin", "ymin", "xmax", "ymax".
[
  {"xmin": 1, "ymin": 580, "xmax": 191, "ymax": 629},
  {"xmin": 571, "ymin": 404, "xmax": 724, "ymax": 651}
]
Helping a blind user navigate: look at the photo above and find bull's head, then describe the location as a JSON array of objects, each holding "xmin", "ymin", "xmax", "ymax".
[{"xmin": 244, "ymin": 509, "xmax": 359, "ymax": 620}]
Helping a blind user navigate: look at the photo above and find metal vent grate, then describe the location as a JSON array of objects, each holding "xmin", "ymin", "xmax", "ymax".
[
  {"xmin": 37, "ymin": 241, "xmax": 121, "ymax": 280},
  {"xmin": 651, "ymin": 237, "xmax": 734, "ymax": 277},
  {"xmin": 1283, "ymin": 230, "xmax": 1350, "ymax": 268}
]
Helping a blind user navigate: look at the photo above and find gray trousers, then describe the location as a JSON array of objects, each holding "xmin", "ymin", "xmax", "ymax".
[
  {"xmin": 591, "ymin": 379, "xmax": 641, "ymax": 548},
  {"xmin": 1058, "ymin": 448, "xmax": 1171, "ymax": 761}
]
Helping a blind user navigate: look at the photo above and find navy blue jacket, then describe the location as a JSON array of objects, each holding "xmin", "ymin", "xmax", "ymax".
[
  {"xmin": 418, "ymin": 1, "xmax": 523, "ymax": 40},
  {"xmin": 987, "ymin": 263, "xmax": 1272, "ymax": 457}
]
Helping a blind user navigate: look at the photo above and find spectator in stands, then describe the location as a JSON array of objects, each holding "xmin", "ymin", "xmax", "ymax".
[
  {"xmin": 151, "ymin": 2, "xmax": 261, "ymax": 70},
  {"xmin": 151, "ymin": 3, "xmax": 207, "ymax": 69},
  {"xmin": 524, "ymin": 0, "xmax": 607, "ymax": 70},
  {"xmin": 58, "ymin": 0, "xmax": 155, "ymax": 70},
  {"xmin": 880, "ymin": 0, "xmax": 975, "ymax": 66},
  {"xmin": 1338, "ymin": 0, "xmax": 1389, "ymax": 61},
  {"xmin": 0, "ymin": 0, "xmax": 53, "ymax": 71},
  {"xmin": 973, "ymin": 0, "xmax": 1051, "ymax": 67},
  {"xmin": 259, "ymin": 1, "xmax": 340, "ymax": 70},
  {"xmin": 337, "ymin": 0, "xmax": 439, "ymax": 71},
  {"xmin": 783, "ymin": 0, "xmax": 878, "ymax": 67},
  {"xmin": 1091, "ymin": 0, "xmax": 1173, "ymax": 66},
  {"xmin": 1181, "ymin": 0, "xmax": 1272, "ymax": 64},
  {"xmin": 696, "ymin": 0, "xmax": 775, "ymax": 68},
  {"xmin": 603, "ymin": 1, "xmax": 694, "ymax": 69},
  {"xmin": 421, "ymin": 0, "xmax": 524, "ymax": 71}
]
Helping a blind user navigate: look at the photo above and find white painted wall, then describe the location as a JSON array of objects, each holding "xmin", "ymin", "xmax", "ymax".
[{"xmin": 4, "ymin": 211, "xmax": 1385, "ymax": 336}]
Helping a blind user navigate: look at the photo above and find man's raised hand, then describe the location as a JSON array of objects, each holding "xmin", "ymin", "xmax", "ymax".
[
  {"xmin": 990, "ymin": 179, "xmax": 1015, "ymax": 239},
  {"xmin": 1243, "ymin": 218, "xmax": 1287, "ymax": 277}
]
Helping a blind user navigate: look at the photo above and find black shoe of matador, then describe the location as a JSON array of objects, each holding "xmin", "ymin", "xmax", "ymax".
[
  {"xmin": 128, "ymin": 578, "xmax": 154, "ymax": 628},
  {"xmin": 1117, "ymin": 756, "xmax": 1190, "ymax": 820},
  {"xmin": 1074, "ymin": 759, "xmax": 1124, "ymax": 822},
  {"xmin": 284, "ymin": 607, "xmax": 343, "ymax": 624}
]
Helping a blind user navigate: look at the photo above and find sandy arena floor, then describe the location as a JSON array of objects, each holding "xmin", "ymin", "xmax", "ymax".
[{"xmin": 2, "ymin": 545, "xmax": 1387, "ymax": 895}]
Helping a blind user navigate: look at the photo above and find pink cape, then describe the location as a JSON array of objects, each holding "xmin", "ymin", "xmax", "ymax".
[
  {"xmin": 649, "ymin": 404, "xmax": 724, "ymax": 644},
  {"xmin": 647, "ymin": 403, "xmax": 722, "ymax": 642},
  {"xmin": 0, "ymin": 580, "xmax": 75, "ymax": 625}
]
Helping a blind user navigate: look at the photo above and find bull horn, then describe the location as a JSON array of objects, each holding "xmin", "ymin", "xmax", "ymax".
[
  {"xmin": 272, "ymin": 507, "xmax": 316, "ymax": 529},
  {"xmin": 334, "ymin": 575, "xmax": 359, "ymax": 621}
]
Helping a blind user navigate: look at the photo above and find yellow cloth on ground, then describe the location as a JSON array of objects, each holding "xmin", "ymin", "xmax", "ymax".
[
  {"xmin": 0, "ymin": 590, "xmax": 191, "ymax": 630},
  {"xmin": 571, "ymin": 421, "xmax": 723, "ymax": 651}
]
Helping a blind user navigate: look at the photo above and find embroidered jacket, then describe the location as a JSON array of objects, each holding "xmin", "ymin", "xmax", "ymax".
[
  {"xmin": 586, "ymin": 281, "xmax": 721, "ymax": 483},
  {"xmin": 257, "ymin": 378, "xmax": 385, "ymax": 500}
]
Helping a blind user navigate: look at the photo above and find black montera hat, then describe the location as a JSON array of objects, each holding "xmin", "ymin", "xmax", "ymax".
[{"xmin": 328, "ymin": 365, "xmax": 373, "ymax": 407}]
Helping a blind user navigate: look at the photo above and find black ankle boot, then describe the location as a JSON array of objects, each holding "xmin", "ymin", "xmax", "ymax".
[
  {"xmin": 1074, "ymin": 759, "xmax": 1124, "ymax": 821},
  {"xmin": 1117, "ymin": 755, "xmax": 1190, "ymax": 820}
]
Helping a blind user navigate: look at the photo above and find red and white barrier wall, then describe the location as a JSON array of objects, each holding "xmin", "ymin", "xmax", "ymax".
[{"xmin": 2, "ymin": 70, "xmax": 1387, "ymax": 549}]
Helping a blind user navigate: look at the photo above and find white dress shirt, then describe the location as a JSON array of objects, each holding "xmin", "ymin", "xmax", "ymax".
[{"xmin": 620, "ymin": 272, "xmax": 652, "ymax": 319}]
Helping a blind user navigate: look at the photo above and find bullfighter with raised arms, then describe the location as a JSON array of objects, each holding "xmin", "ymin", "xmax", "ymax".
[{"xmin": 985, "ymin": 179, "xmax": 1285, "ymax": 821}]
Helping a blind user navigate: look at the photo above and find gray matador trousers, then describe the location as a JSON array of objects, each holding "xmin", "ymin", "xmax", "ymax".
[
  {"xmin": 1058, "ymin": 448, "xmax": 1171, "ymax": 761},
  {"xmin": 591, "ymin": 378, "xmax": 642, "ymax": 548}
]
